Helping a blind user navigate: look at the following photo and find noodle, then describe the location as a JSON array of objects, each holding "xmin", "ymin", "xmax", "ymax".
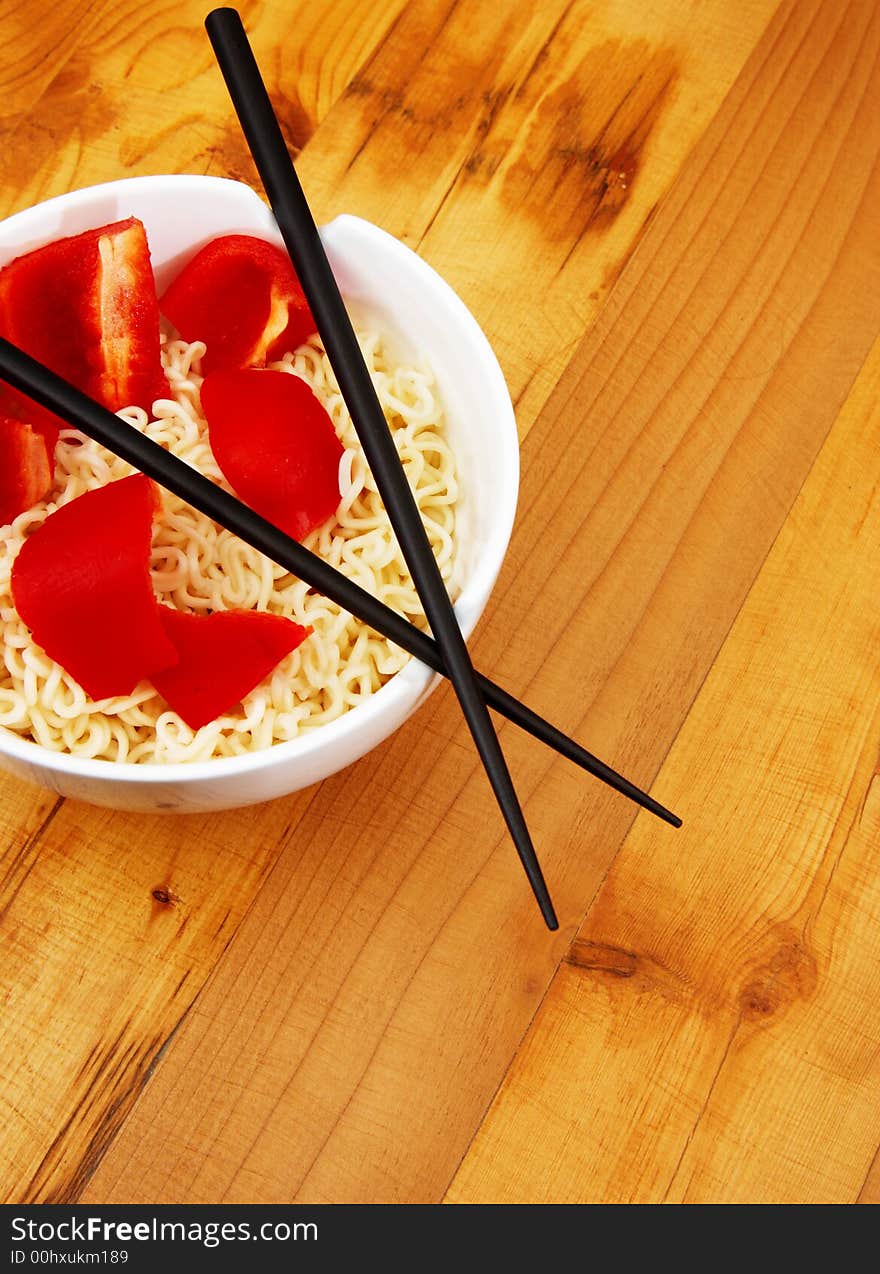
[{"xmin": 0, "ymin": 326, "xmax": 458, "ymax": 764}]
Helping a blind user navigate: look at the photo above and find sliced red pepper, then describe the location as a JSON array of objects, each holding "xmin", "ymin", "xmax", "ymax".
[
  {"xmin": 200, "ymin": 368, "xmax": 343, "ymax": 541},
  {"xmin": 0, "ymin": 415, "xmax": 53, "ymax": 526},
  {"xmin": 152, "ymin": 607, "xmax": 310, "ymax": 730},
  {"xmin": 0, "ymin": 389, "xmax": 60, "ymax": 456},
  {"xmin": 0, "ymin": 217, "xmax": 166, "ymax": 431},
  {"xmin": 10, "ymin": 473, "xmax": 178, "ymax": 700},
  {"xmin": 159, "ymin": 235, "xmax": 316, "ymax": 373}
]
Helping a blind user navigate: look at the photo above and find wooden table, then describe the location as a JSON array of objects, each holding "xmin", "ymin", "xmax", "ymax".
[{"xmin": 1, "ymin": 0, "xmax": 878, "ymax": 1206}]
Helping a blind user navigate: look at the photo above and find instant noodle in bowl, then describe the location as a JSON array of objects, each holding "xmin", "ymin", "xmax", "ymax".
[{"xmin": 0, "ymin": 176, "xmax": 519, "ymax": 812}]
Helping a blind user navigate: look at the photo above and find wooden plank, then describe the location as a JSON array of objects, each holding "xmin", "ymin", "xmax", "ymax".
[
  {"xmin": 0, "ymin": 794, "xmax": 320, "ymax": 1202},
  {"xmin": 0, "ymin": 0, "xmax": 108, "ymax": 119},
  {"xmin": 0, "ymin": 0, "xmax": 408, "ymax": 217},
  {"xmin": 448, "ymin": 334, "xmax": 880, "ymax": 1204},
  {"xmin": 295, "ymin": 0, "xmax": 778, "ymax": 438},
  {"xmin": 0, "ymin": 0, "xmax": 771, "ymax": 428},
  {"xmin": 0, "ymin": 0, "xmax": 776, "ymax": 1206},
  {"xmin": 859, "ymin": 1150, "xmax": 880, "ymax": 1204},
  {"xmin": 76, "ymin": 0, "xmax": 880, "ymax": 1204},
  {"xmin": 0, "ymin": 0, "xmax": 407, "ymax": 1205}
]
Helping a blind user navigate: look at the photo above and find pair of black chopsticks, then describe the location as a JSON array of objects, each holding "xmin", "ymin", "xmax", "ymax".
[{"xmin": 0, "ymin": 8, "xmax": 680, "ymax": 931}]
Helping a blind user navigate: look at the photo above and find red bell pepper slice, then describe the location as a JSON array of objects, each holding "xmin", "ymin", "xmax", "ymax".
[
  {"xmin": 159, "ymin": 235, "xmax": 316, "ymax": 373},
  {"xmin": 10, "ymin": 473, "xmax": 178, "ymax": 700},
  {"xmin": 152, "ymin": 607, "xmax": 310, "ymax": 731},
  {"xmin": 0, "ymin": 217, "xmax": 166, "ymax": 431},
  {"xmin": 200, "ymin": 368, "xmax": 343, "ymax": 541},
  {"xmin": 0, "ymin": 415, "xmax": 53, "ymax": 526},
  {"xmin": 0, "ymin": 391, "xmax": 60, "ymax": 457}
]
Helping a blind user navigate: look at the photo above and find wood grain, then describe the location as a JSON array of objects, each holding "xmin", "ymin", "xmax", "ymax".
[
  {"xmin": 0, "ymin": 795, "xmax": 322, "ymax": 1202},
  {"xmin": 447, "ymin": 334, "xmax": 880, "ymax": 1204},
  {"xmin": 0, "ymin": 0, "xmax": 778, "ymax": 1205},
  {"xmin": 2, "ymin": 0, "xmax": 876, "ymax": 1207},
  {"xmin": 0, "ymin": 0, "xmax": 408, "ymax": 217},
  {"xmin": 295, "ymin": 0, "xmax": 777, "ymax": 438},
  {"xmin": 859, "ymin": 1148, "xmax": 880, "ymax": 1204},
  {"xmin": 0, "ymin": 0, "xmax": 409, "ymax": 1205},
  {"xmin": 69, "ymin": 0, "xmax": 880, "ymax": 1204},
  {"xmin": 0, "ymin": 0, "xmax": 106, "ymax": 119}
]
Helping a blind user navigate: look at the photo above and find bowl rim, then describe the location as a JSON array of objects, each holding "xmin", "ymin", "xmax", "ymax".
[{"xmin": 0, "ymin": 174, "xmax": 518, "ymax": 785}]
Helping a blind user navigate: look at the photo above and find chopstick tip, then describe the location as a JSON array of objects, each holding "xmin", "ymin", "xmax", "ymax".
[
  {"xmin": 645, "ymin": 795, "xmax": 683, "ymax": 828},
  {"xmin": 540, "ymin": 897, "xmax": 559, "ymax": 931}
]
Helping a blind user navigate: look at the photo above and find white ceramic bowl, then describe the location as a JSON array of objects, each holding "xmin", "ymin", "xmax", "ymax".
[{"xmin": 0, "ymin": 175, "xmax": 519, "ymax": 811}]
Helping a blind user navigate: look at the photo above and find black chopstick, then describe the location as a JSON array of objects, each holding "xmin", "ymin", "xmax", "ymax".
[
  {"xmin": 204, "ymin": 9, "xmax": 557, "ymax": 929},
  {"xmin": 0, "ymin": 340, "xmax": 681, "ymax": 829}
]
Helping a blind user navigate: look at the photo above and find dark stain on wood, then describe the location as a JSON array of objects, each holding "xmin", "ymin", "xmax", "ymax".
[
  {"xmin": 567, "ymin": 924, "xmax": 819, "ymax": 1026},
  {"xmin": 72, "ymin": 1023, "xmax": 130, "ymax": 1090},
  {"xmin": 342, "ymin": 24, "xmax": 676, "ymax": 260},
  {"xmin": 0, "ymin": 59, "xmax": 117, "ymax": 211},
  {"xmin": 267, "ymin": 83, "xmax": 315, "ymax": 157},
  {"xmin": 23, "ymin": 991, "xmax": 200, "ymax": 1202},
  {"xmin": 196, "ymin": 118, "xmax": 261, "ymax": 186},
  {"xmin": 34, "ymin": 1029, "xmax": 167, "ymax": 1204},
  {"xmin": 73, "ymin": 1042, "xmax": 102, "ymax": 1085},
  {"xmin": 20, "ymin": 1021, "xmax": 144, "ymax": 1203},
  {"xmin": 59, "ymin": 1010, "xmax": 194, "ymax": 1201},
  {"xmin": 566, "ymin": 938, "xmax": 639, "ymax": 977},
  {"xmin": 213, "ymin": 906, "xmax": 232, "ymax": 940},
  {"xmin": 462, "ymin": 86, "xmax": 511, "ymax": 180},
  {"xmin": 738, "ymin": 927, "xmax": 819, "ymax": 1025},
  {"xmin": 150, "ymin": 885, "xmax": 181, "ymax": 921},
  {"xmin": 341, "ymin": 0, "xmax": 508, "ymax": 184},
  {"xmin": 515, "ymin": 0, "xmax": 579, "ymax": 96},
  {"xmin": 564, "ymin": 938, "xmax": 689, "ymax": 1003},
  {"xmin": 499, "ymin": 40, "xmax": 678, "ymax": 240}
]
